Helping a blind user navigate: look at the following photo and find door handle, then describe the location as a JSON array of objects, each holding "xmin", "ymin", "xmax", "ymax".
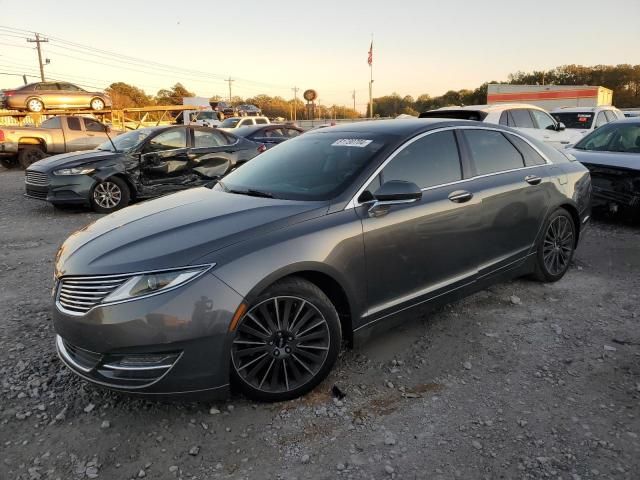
[
  {"xmin": 525, "ymin": 175, "xmax": 542, "ymax": 185},
  {"xmin": 448, "ymin": 190, "xmax": 473, "ymax": 203}
]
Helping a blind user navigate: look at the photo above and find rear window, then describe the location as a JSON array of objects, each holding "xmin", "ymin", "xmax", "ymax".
[
  {"xmin": 217, "ymin": 133, "xmax": 388, "ymax": 201},
  {"xmin": 220, "ymin": 118, "xmax": 241, "ymax": 128},
  {"xmin": 551, "ymin": 112, "xmax": 594, "ymax": 129},
  {"xmin": 419, "ymin": 110, "xmax": 487, "ymax": 121}
]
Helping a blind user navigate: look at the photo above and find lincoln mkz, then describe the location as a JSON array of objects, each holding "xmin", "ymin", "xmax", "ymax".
[{"xmin": 52, "ymin": 119, "xmax": 591, "ymax": 401}]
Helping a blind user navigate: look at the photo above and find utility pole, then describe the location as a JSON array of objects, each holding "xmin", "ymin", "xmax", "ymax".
[
  {"xmin": 352, "ymin": 89, "xmax": 356, "ymax": 113},
  {"xmin": 27, "ymin": 33, "xmax": 48, "ymax": 81},
  {"xmin": 225, "ymin": 77, "xmax": 234, "ymax": 103},
  {"xmin": 292, "ymin": 86, "xmax": 299, "ymax": 121}
]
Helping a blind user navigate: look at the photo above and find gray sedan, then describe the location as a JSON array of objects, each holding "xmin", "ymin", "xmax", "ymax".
[{"xmin": 52, "ymin": 119, "xmax": 591, "ymax": 402}]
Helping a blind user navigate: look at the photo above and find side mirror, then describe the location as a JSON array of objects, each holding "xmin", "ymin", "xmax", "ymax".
[
  {"xmin": 368, "ymin": 180, "xmax": 422, "ymax": 217},
  {"xmin": 556, "ymin": 122, "xmax": 566, "ymax": 131}
]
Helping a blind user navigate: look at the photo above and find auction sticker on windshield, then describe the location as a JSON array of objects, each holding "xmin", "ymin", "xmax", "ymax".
[{"xmin": 332, "ymin": 139, "xmax": 373, "ymax": 147}]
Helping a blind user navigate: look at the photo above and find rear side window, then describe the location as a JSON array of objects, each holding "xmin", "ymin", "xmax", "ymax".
[
  {"xmin": 41, "ymin": 117, "xmax": 61, "ymax": 129},
  {"xmin": 595, "ymin": 112, "xmax": 608, "ymax": 128},
  {"xmin": 505, "ymin": 134, "xmax": 547, "ymax": 166},
  {"xmin": 193, "ymin": 129, "xmax": 229, "ymax": 148},
  {"xmin": 286, "ymin": 128, "xmax": 301, "ymax": 138},
  {"xmin": 464, "ymin": 130, "xmax": 525, "ymax": 175},
  {"xmin": 34, "ymin": 83, "xmax": 59, "ymax": 91},
  {"xmin": 499, "ymin": 111, "xmax": 509, "ymax": 126},
  {"xmin": 509, "ymin": 109, "xmax": 535, "ymax": 128},
  {"xmin": 66, "ymin": 117, "xmax": 82, "ymax": 131},
  {"xmin": 382, "ymin": 131, "xmax": 462, "ymax": 189},
  {"xmin": 255, "ymin": 118, "xmax": 268, "ymax": 124},
  {"xmin": 146, "ymin": 129, "xmax": 187, "ymax": 151}
]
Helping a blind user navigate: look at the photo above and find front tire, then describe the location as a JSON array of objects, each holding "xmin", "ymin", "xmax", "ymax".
[
  {"xmin": 90, "ymin": 98, "xmax": 105, "ymax": 111},
  {"xmin": 0, "ymin": 157, "xmax": 18, "ymax": 169},
  {"xmin": 26, "ymin": 98, "xmax": 44, "ymax": 113},
  {"xmin": 230, "ymin": 277, "xmax": 342, "ymax": 402},
  {"xmin": 18, "ymin": 146, "xmax": 46, "ymax": 169},
  {"xmin": 90, "ymin": 177, "xmax": 130, "ymax": 213},
  {"xmin": 532, "ymin": 208, "xmax": 576, "ymax": 282}
]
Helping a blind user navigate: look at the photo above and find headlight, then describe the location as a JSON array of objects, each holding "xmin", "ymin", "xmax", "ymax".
[
  {"xmin": 53, "ymin": 167, "xmax": 95, "ymax": 176},
  {"xmin": 102, "ymin": 264, "xmax": 214, "ymax": 304}
]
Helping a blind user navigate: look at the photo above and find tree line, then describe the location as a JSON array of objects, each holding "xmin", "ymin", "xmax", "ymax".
[{"xmin": 105, "ymin": 64, "xmax": 640, "ymax": 120}]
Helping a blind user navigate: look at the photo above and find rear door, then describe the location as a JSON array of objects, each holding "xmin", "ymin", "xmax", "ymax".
[
  {"xmin": 459, "ymin": 128, "xmax": 552, "ymax": 277},
  {"xmin": 62, "ymin": 117, "xmax": 92, "ymax": 151},
  {"xmin": 35, "ymin": 82, "xmax": 61, "ymax": 108},
  {"xmin": 359, "ymin": 129, "xmax": 484, "ymax": 319}
]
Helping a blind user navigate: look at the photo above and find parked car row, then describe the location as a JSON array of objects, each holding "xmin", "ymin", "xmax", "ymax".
[{"xmin": 49, "ymin": 118, "xmax": 592, "ymax": 401}]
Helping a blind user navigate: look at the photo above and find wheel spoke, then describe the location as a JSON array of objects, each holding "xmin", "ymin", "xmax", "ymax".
[
  {"xmin": 237, "ymin": 351, "xmax": 268, "ymax": 371},
  {"xmin": 238, "ymin": 323, "xmax": 269, "ymax": 340},
  {"xmin": 291, "ymin": 353, "xmax": 314, "ymax": 375},
  {"xmin": 258, "ymin": 358, "xmax": 276, "ymax": 389},
  {"xmin": 258, "ymin": 303, "xmax": 278, "ymax": 332},
  {"xmin": 288, "ymin": 301, "xmax": 309, "ymax": 332},
  {"xmin": 296, "ymin": 319, "xmax": 326, "ymax": 337},
  {"xmin": 282, "ymin": 359, "xmax": 290, "ymax": 391},
  {"xmin": 246, "ymin": 312, "xmax": 271, "ymax": 335},
  {"xmin": 235, "ymin": 345, "xmax": 268, "ymax": 357},
  {"xmin": 274, "ymin": 298, "xmax": 281, "ymax": 330}
]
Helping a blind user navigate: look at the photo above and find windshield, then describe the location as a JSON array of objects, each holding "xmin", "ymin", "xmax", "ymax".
[
  {"xmin": 574, "ymin": 123, "xmax": 640, "ymax": 153},
  {"xmin": 97, "ymin": 129, "xmax": 152, "ymax": 152},
  {"xmin": 551, "ymin": 112, "xmax": 594, "ymax": 129},
  {"xmin": 216, "ymin": 133, "xmax": 387, "ymax": 201},
  {"xmin": 220, "ymin": 118, "xmax": 241, "ymax": 128},
  {"xmin": 197, "ymin": 112, "xmax": 216, "ymax": 120}
]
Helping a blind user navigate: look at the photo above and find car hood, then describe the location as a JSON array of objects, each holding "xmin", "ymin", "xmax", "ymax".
[
  {"xmin": 29, "ymin": 150, "xmax": 121, "ymax": 172},
  {"xmin": 567, "ymin": 148, "xmax": 640, "ymax": 171},
  {"xmin": 55, "ymin": 187, "xmax": 328, "ymax": 277}
]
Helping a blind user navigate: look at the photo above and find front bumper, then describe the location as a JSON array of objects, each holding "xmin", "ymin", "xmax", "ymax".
[
  {"xmin": 53, "ymin": 272, "xmax": 243, "ymax": 398},
  {"xmin": 25, "ymin": 172, "xmax": 96, "ymax": 205}
]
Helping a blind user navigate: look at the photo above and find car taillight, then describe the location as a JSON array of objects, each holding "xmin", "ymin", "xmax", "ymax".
[
  {"xmin": 0, "ymin": 130, "xmax": 5, "ymax": 142},
  {"xmin": 257, "ymin": 144, "xmax": 267, "ymax": 154},
  {"xmin": 3, "ymin": 90, "xmax": 14, "ymax": 97}
]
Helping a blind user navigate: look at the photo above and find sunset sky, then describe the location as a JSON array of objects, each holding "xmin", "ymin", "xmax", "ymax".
[{"xmin": 1, "ymin": 0, "xmax": 638, "ymax": 111}]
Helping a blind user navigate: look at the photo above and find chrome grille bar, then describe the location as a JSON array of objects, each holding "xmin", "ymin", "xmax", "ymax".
[
  {"xmin": 57, "ymin": 273, "xmax": 132, "ymax": 315},
  {"xmin": 25, "ymin": 171, "xmax": 49, "ymax": 186}
]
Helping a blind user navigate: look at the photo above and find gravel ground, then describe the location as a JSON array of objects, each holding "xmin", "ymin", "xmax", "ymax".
[{"xmin": 1, "ymin": 168, "xmax": 639, "ymax": 480}]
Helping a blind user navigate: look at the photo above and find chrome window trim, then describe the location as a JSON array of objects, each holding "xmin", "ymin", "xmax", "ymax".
[{"xmin": 344, "ymin": 125, "xmax": 553, "ymax": 210}]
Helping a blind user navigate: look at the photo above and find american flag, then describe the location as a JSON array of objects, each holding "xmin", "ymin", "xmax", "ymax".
[{"xmin": 367, "ymin": 41, "xmax": 373, "ymax": 66}]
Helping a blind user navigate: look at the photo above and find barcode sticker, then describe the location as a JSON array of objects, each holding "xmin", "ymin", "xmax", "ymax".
[{"xmin": 331, "ymin": 139, "xmax": 373, "ymax": 148}]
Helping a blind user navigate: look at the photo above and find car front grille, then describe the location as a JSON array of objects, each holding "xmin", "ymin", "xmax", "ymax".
[
  {"xmin": 56, "ymin": 273, "xmax": 132, "ymax": 315},
  {"xmin": 25, "ymin": 187, "xmax": 47, "ymax": 199},
  {"xmin": 25, "ymin": 170, "xmax": 49, "ymax": 186}
]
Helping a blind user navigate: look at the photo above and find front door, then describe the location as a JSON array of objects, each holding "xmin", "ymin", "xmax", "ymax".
[
  {"xmin": 63, "ymin": 116, "xmax": 92, "ymax": 152},
  {"xmin": 139, "ymin": 128, "xmax": 192, "ymax": 192},
  {"xmin": 79, "ymin": 118, "xmax": 109, "ymax": 150},
  {"xmin": 189, "ymin": 129, "xmax": 235, "ymax": 181},
  {"xmin": 529, "ymin": 109, "xmax": 573, "ymax": 149},
  {"xmin": 359, "ymin": 129, "xmax": 483, "ymax": 320}
]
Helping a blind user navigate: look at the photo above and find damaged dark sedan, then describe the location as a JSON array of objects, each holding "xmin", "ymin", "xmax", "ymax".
[
  {"xmin": 567, "ymin": 118, "xmax": 640, "ymax": 220},
  {"xmin": 25, "ymin": 125, "xmax": 264, "ymax": 212},
  {"xmin": 52, "ymin": 119, "xmax": 591, "ymax": 402}
]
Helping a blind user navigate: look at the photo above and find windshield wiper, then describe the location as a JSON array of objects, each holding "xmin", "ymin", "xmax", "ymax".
[{"xmin": 229, "ymin": 188, "xmax": 274, "ymax": 198}]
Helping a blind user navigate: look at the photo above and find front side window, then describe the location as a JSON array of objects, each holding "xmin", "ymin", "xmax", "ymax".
[
  {"xmin": 58, "ymin": 83, "xmax": 83, "ymax": 92},
  {"xmin": 531, "ymin": 110, "xmax": 556, "ymax": 130},
  {"xmin": 97, "ymin": 129, "xmax": 152, "ymax": 152},
  {"xmin": 575, "ymin": 123, "xmax": 640, "ymax": 153},
  {"xmin": 604, "ymin": 110, "xmax": 618, "ymax": 123},
  {"xmin": 218, "ymin": 133, "xmax": 387, "ymax": 201},
  {"xmin": 220, "ymin": 118, "xmax": 241, "ymax": 128},
  {"xmin": 84, "ymin": 119, "xmax": 105, "ymax": 132},
  {"xmin": 145, "ymin": 129, "xmax": 187, "ymax": 152},
  {"xmin": 66, "ymin": 117, "xmax": 82, "ymax": 131},
  {"xmin": 193, "ymin": 129, "xmax": 228, "ymax": 148},
  {"xmin": 255, "ymin": 119, "xmax": 268, "ymax": 124},
  {"xmin": 382, "ymin": 131, "xmax": 462, "ymax": 189},
  {"xmin": 464, "ymin": 130, "xmax": 525, "ymax": 175},
  {"xmin": 286, "ymin": 128, "xmax": 301, "ymax": 138},
  {"xmin": 509, "ymin": 109, "xmax": 535, "ymax": 128},
  {"xmin": 240, "ymin": 119, "xmax": 254, "ymax": 126}
]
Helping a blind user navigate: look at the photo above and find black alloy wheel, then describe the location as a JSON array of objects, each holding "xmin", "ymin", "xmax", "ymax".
[
  {"xmin": 533, "ymin": 208, "xmax": 576, "ymax": 282},
  {"xmin": 231, "ymin": 277, "xmax": 341, "ymax": 401}
]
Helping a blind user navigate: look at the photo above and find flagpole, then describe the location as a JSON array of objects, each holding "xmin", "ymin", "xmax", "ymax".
[{"xmin": 369, "ymin": 34, "xmax": 374, "ymax": 119}]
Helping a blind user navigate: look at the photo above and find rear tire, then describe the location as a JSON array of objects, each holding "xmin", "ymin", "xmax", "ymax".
[
  {"xmin": 90, "ymin": 98, "xmax": 105, "ymax": 111},
  {"xmin": 230, "ymin": 277, "xmax": 342, "ymax": 402},
  {"xmin": 90, "ymin": 177, "xmax": 130, "ymax": 213},
  {"xmin": 532, "ymin": 208, "xmax": 576, "ymax": 282},
  {"xmin": 18, "ymin": 146, "xmax": 47, "ymax": 169}
]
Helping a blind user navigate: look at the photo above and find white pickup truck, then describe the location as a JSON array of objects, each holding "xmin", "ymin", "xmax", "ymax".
[{"xmin": 0, "ymin": 115, "xmax": 114, "ymax": 169}]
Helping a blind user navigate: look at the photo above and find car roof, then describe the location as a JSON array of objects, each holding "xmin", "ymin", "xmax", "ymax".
[
  {"xmin": 234, "ymin": 123, "xmax": 298, "ymax": 133},
  {"xmin": 550, "ymin": 106, "xmax": 616, "ymax": 113},
  {"xmin": 432, "ymin": 103, "xmax": 545, "ymax": 113},
  {"xmin": 303, "ymin": 118, "xmax": 499, "ymax": 136}
]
